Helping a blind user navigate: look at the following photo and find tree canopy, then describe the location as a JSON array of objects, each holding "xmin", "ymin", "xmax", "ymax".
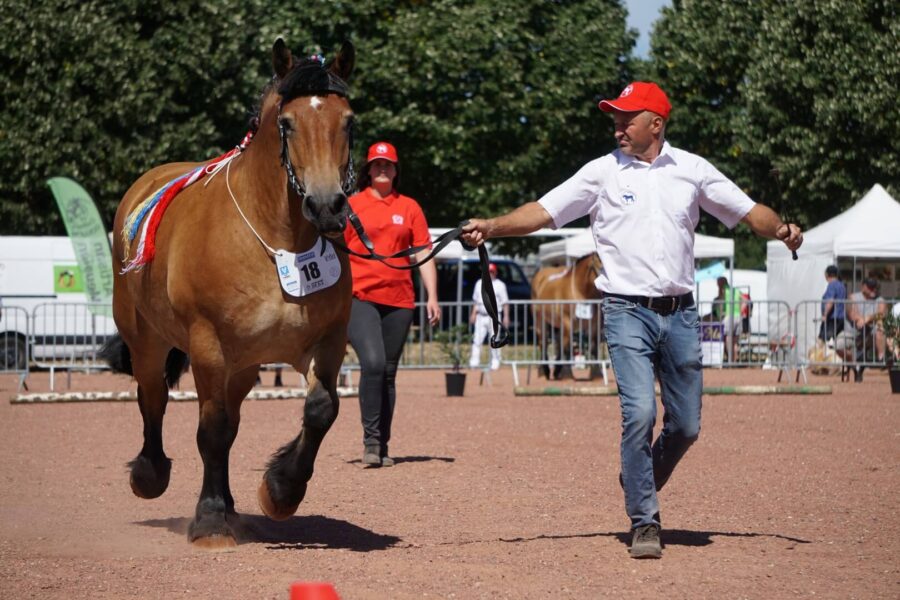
[
  {"xmin": 647, "ymin": 0, "xmax": 899, "ymax": 266},
  {"xmin": 0, "ymin": 0, "xmax": 631, "ymax": 238},
  {"xmin": 1, "ymin": 0, "xmax": 897, "ymax": 272}
]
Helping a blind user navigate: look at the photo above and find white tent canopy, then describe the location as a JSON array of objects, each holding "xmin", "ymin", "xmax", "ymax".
[
  {"xmin": 766, "ymin": 183, "xmax": 900, "ymax": 354},
  {"xmin": 768, "ymin": 184, "xmax": 900, "ymax": 262},
  {"xmin": 538, "ymin": 230, "xmax": 734, "ymax": 265}
]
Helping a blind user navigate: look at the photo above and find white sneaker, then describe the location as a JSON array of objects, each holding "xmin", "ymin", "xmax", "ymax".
[{"xmin": 491, "ymin": 360, "xmax": 500, "ymax": 370}]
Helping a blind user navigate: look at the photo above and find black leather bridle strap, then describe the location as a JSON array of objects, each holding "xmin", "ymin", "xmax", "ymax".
[{"xmin": 330, "ymin": 211, "xmax": 509, "ymax": 348}]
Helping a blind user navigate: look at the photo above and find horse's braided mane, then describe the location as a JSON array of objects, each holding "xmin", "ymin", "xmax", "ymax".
[
  {"xmin": 246, "ymin": 57, "xmax": 348, "ymax": 134},
  {"xmin": 277, "ymin": 58, "xmax": 349, "ymax": 105}
]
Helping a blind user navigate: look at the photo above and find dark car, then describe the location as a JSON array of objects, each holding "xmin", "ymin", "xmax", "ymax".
[{"xmin": 414, "ymin": 258, "xmax": 532, "ymax": 332}]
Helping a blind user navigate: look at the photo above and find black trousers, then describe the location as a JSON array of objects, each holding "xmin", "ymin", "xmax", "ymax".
[
  {"xmin": 347, "ymin": 298, "xmax": 413, "ymax": 452},
  {"xmin": 818, "ymin": 318, "xmax": 845, "ymax": 342}
]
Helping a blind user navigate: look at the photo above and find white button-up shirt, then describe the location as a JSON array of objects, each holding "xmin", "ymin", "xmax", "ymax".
[{"xmin": 538, "ymin": 142, "xmax": 755, "ymax": 296}]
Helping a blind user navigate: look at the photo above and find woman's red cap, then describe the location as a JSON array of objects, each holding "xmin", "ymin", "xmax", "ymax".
[{"xmin": 366, "ymin": 142, "xmax": 398, "ymax": 163}]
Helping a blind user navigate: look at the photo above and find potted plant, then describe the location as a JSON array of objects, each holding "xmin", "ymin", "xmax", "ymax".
[
  {"xmin": 881, "ymin": 311, "xmax": 900, "ymax": 393},
  {"xmin": 433, "ymin": 324, "xmax": 472, "ymax": 396}
]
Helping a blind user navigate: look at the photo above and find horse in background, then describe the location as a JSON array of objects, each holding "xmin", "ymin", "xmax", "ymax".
[
  {"xmin": 102, "ymin": 39, "xmax": 356, "ymax": 548},
  {"xmin": 530, "ymin": 253, "xmax": 602, "ymax": 379}
]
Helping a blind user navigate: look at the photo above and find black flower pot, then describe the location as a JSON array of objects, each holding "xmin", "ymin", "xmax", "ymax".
[
  {"xmin": 890, "ymin": 369, "xmax": 900, "ymax": 394},
  {"xmin": 445, "ymin": 372, "xmax": 467, "ymax": 396}
]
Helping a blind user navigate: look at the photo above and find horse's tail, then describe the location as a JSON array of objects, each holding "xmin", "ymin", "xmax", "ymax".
[
  {"xmin": 99, "ymin": 333, "xmax": 190, "ymax": 389},
  {"xmin": 164, "ymin": 348, "xmax": 190, "ymax": 389},
  {"xmin": 100, "ymin": 333, "xmax": 133, "ymax": 376}
]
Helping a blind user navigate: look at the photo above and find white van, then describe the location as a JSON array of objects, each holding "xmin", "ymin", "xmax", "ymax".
[{"xmin": 0, "ymin": 236, "xmax": 117, "ymax": 370}]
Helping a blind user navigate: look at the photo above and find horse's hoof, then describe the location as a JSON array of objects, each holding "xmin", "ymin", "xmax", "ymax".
[
  {"xmin": 128, "ymin": 455, "xmax": 171, "ymax": 499},
  {"xmin": 188, "ymin": 512, "xmax": 239, "ymax": 549},
  {"xmin": 191, "ymin": 534, "xmax": 238, "ymax": 552},
  {"xmin": 257, "ymin": 478, "xmax": 303, "ymax": 521}
]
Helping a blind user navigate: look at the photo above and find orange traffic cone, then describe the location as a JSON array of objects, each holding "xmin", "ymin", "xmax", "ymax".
[{"xmin": 290, "ymin": 581, "xmax": 340, "ymax": 600}]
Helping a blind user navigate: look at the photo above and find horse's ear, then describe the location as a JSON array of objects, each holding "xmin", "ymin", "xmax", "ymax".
[
  {"xmin": 272, "ymin": 38, "xmax": 293, "ymax": 79},
  {"xmin": 329, "ymin": 41, "xmax": 355, "ymax": 82}
]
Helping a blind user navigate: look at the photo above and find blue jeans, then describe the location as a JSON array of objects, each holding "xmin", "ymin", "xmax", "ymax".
[{"xmin": 601, "ymin": 297, "xmax": 703, "ymax": 530}]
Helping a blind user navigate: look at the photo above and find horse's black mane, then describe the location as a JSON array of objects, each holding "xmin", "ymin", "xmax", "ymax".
[
  {"xmin": 247, "ymin": 57, "xmax": 349, "ymax": 134},
  {"xmin": 277, "ymin": 57, "xmax": 349, "ymax": 105}
]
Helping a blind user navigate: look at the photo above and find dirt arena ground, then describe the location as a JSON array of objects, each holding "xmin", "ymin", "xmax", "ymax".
[{"xmin": 1, "ymin": 365, "xmax": 897, "ymax": 599}]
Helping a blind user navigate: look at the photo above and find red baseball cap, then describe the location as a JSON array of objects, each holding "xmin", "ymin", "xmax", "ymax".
[
  {"xmin": 598, "ymin": 82, "xmax": 671, "ymax": 119},
  {"xmin": 488, "ymin": 263, "xmax": 498, "ymax": 273},
  {"xmin": 366, "ymin": 141, "xmax": 398, "ymax": 163}
]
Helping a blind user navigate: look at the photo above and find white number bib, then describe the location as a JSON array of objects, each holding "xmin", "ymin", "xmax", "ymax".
[{"xmin": 274, "ymin": 239, "xmax": 342, "ymax": 298}]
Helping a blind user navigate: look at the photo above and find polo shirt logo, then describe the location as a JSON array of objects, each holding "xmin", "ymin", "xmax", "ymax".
[
  {"xmin": 392, "ymin": 214, "xmax": 404, "ymax": 224},
  {"xmin": 621, "ymin": 190, "xmax": 636, "ymax": 205}
]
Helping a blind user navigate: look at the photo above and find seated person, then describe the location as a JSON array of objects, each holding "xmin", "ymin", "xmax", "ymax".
[{"xmin": 836, "ymin": 278, "xmax": 888, "ymax": 363}]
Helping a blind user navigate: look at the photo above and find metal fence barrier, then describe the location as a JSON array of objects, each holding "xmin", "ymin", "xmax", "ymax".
[
  {"xmin": 1, "ymin": 305, "xmax": 30, "ymax": 390},
  {"xmin": 794, "ymin": 298, "xmax": 898, "ymax": 381},
  {"xmin": 0, "ymin": 302, "xmax": 115, "ymax": 391},
  {"xmin": 4, "ymin": 297, "xmax": 895, "ymax": 391}
]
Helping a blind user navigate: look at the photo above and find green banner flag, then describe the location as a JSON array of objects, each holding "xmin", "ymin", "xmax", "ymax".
[{"xmin": 47, "ymin": 177, "xmax": 113, "ymax": 316}]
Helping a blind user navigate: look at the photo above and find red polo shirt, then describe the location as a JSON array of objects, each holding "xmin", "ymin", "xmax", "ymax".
[{"xmin": 344, "ymin": 187, "xmax": 432, "ymax": 308}]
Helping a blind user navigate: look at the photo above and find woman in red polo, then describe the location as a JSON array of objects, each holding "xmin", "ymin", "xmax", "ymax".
[{"xmin": 345, "ymin": 142, "xmax": 440, "ymax": 467}]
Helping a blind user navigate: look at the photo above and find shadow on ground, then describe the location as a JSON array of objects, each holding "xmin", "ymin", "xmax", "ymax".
[
  {"xmin": 137, "ymin": 514, "xmax": 401, "ymax": 551},
  {"xmin": 492, "ymin": 529, "xmax": 810, "ymax": 549},
  {"xmin": 345, "ymin": 455, "xmax": 456, "ymax": 466}
]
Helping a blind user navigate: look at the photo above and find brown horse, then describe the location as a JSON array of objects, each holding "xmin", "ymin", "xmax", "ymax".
[
  {"xmin": 103, "ymin": 39, "xmax": 356, "ymax": 548},
  {"xmin": 530, "ymin": 253, "xmax": 602, "ymax": 379}
]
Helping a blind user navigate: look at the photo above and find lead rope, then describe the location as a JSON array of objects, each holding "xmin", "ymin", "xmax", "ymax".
[{"xmin": 329, "ymin": 212, "xmax": 509, "ymax": 348}]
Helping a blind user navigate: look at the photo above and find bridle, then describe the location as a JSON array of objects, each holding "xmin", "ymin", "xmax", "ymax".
[{"xmin": 277, "ymin": 68, "xmax": 356, "ymax": 201}]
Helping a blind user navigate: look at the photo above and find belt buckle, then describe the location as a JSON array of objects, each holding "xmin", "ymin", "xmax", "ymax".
[{"xmin": 670, "ymin": 296, "xmax": 678, "ymax": 312}]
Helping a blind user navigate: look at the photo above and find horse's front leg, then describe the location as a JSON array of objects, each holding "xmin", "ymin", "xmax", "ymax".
[
  {"xmin": 258, "ymin": 333, "xmax": 343, "ymax": 521},
  {"xmin": 188, "ymin": 347, "xmax": 254, "ymax": 548}
]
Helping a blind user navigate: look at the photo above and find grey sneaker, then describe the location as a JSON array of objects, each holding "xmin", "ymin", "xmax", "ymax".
[
  {"xmin": 380, "ymin": 455, "xmax": 395, "ymax": 467},
  {"xmin": 629, "ymin": 524, "xmax": 662, "ymax": 559},
  {"xmin": 362, "ymin": 447, "xmax": 381, "ymax": 467}
]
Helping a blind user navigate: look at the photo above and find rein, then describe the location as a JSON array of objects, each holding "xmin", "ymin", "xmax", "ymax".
[{"xmin": 330, "ymin": 214, "xmax": 510, "ymax": 349}]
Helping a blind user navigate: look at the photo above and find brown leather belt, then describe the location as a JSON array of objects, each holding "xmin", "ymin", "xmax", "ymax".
[{"xmin": 603, "ymin": 292, "xmax": 694, "ymax": 315}]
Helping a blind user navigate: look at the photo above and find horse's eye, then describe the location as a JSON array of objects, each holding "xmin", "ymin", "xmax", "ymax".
[{"xmin": 278, "ymin": 117, "xmax": 294, "ymax": 135}]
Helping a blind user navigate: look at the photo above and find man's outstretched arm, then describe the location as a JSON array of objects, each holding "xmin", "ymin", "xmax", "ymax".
[
  {"xmin": 741, "ymin": 204, "xmax": 803, "ymax": 252},
  {"xmin": 461, "ymin": 202, "xmax": 554, "ymax": 247}
]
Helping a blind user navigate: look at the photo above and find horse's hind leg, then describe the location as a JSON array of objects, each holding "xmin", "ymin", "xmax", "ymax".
[
  {"xmin": 127, "ymin": 335, "xmax": 180, "ymax": 499},
  {"xmin": 258, "ymin": 333, "xmax": 343, "ymax": 521}
]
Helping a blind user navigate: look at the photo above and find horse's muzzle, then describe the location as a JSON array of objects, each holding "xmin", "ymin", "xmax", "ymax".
[{"xmin": 304, "ymin": 193, "xmax": 349, "ymax": 234}]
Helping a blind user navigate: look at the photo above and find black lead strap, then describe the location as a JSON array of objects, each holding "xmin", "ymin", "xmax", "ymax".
[{"xmin": 329, "ymin": 211, "xmax": 509, "ymax": 349}]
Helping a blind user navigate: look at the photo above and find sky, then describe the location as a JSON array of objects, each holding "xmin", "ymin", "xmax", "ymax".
[{"xmin": 624, "ymin": 0, "xmax": 672, "ymax": 58}]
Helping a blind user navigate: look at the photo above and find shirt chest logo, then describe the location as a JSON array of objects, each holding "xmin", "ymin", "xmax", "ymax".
[
  {"xmin": 392, "ymin": 214, "xmax": 404, "ymax": 225},
  {"xmin": 620, "ymin": 189, "xmax": 637, "ymax": 205}
]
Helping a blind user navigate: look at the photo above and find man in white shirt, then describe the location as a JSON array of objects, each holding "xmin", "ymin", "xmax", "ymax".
[
  {"xmin": 469, "ymin": 262, "xmax": 511, "ymax": 370},
  {"xmin": 461, "ymin": 81, "xmax": 802, "ymax": 559}
]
